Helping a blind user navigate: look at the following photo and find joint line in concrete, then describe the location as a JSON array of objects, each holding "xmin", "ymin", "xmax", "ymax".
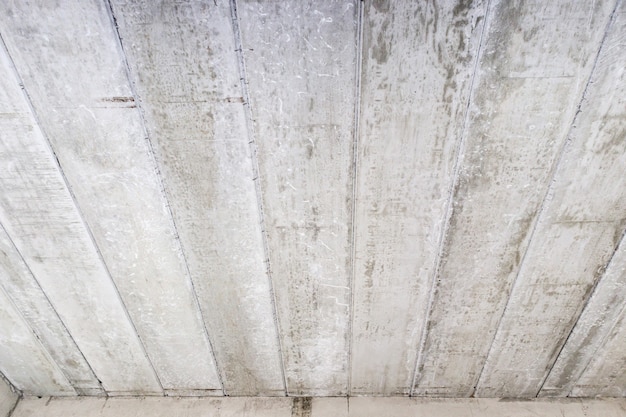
[{"xmin": 347, "ymin": 0, "xmax": 364, "ymax": 397}]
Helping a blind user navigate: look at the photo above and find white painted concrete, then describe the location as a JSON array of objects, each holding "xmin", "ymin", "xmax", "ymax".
[
  {"xmin": 0, "ymin": 286, "xmax": 73, "ymax": 396},
  {"xmin": 10, "ymin": 397, "xmax": 626, "ymax": 417},
  {"xmin": 0, "ymin": 375, "xmax": 17, "ymax": 417}
]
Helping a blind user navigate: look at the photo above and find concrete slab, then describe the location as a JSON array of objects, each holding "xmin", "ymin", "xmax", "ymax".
[
  {"xmin": 238, "ymin": 0, "xmax": 358, "ymax": 395},
  {"xmin": 14, "ymin": 397, "xmax": 293, "ymax": 417},
  {"xmin": 540, "ymin": 2, "xmax": 626, "ymax": 398},
  {"xmin": 0, "ymin": 23, "xmax": 158, "ymax": 394},
  {"xmin": 0, "ymin": 0, "xmax": 223, "ymax": 393},
  {"xmin": 108, "ymin": 0, "xmax": 284, "ymax": 395},
  {"xmin": 351, "ymin": 0, "xmax": 486, "ymax": 396},
  {"xmin": 0, "ymin": 224, "xmax": 102, "ymax": 395},
  {"xmin": 0, "ymin": 286, "xmax": 73, "ymax": 396},
  {"xmin": 413, "ymin": 0, "xmax": 616, "ymax": 397},
  {"xmin": 477, "ymin": 0, "xmax": 626, "ymax": 397}
]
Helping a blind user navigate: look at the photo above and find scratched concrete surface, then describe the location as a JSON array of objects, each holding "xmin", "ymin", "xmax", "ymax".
[{"xmin": 0, "ymin": 0, "xmax": 624, "ymax": 399}]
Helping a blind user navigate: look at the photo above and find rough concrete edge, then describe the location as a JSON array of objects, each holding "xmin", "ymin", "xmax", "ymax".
[{"xmin": 0, "ymin": 371, "xmax": 20, "ymax": 417}]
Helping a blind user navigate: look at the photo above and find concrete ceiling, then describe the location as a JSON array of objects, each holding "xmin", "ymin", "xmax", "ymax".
[{"xmin": 0, "ymin": 0, "xmax": 624, "ymax": 399}]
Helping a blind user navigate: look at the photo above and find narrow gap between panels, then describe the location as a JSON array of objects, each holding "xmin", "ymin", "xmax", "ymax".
[{"xmin": 347, "ymin": 0, "xmax": 365, "ymax": 397}]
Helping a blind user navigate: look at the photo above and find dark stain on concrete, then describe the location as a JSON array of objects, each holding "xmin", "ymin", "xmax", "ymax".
[
  {"xmin": 452, "ymin": 0, "xmax": 473, "ymax": 18},
  {"xmin": 101, "ymin": 96, "xmax": 135, "ymax": 102},
  {"xmin": 372, "ymin": 18, "xmax": 390, "ymax": 64},
  {"xmin": 548, "ymin": 323, "xmax": 600, "ymax": 390},
  {"xmin": 291, "ymin": 397, "xmax": 312, "ymax": 417},
  {"xmin": 371, "ymin": 0, "xmax": 390, "ymax": 13},
  {"xmin": 498, "ymin": 397, "xmax": 536, "ymax": 402},
  {"xmin": 612, "ymin": 219, "xmax": 626, "ymax": 249}
]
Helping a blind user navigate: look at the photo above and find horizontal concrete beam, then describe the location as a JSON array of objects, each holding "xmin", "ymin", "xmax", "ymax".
[{"xmin": 12, "ymin": 397, "xmax": 626, "ymax": 417}]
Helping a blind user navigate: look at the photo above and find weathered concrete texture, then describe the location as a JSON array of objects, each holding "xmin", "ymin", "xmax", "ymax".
[
  {"xmin": 540, "ymin": 233, "xmax": 626, "ymax": 398},
  {"xmin": 341, "ymin": 398, "xmax": 626, "ymax": 417},
  {"xmin": 0, "ymin": 31, "xmax": 158, "ymax": 394},
  {"xmin": 0, "ymin": 286, "xmax": 73, "ymax": 396},
  {"xmin": 11, "ymin": 397, "xmax": 626, "ymax": 417},
  {"xmin": 572, "ymin": 298, "xmax": 626, "ymax": 397},
  {"xmin": 0, "ymin": 35, "xmax": 101, "ymax": 396},
  {"xmin": 480, "ymin": 0, "xmax": 626, "ymax": 398},
  {"xmin": 0, "ymin": 0, "xmax": 221, "ymax": 394},
  {"xmin": 548, "ymin": 237, "xmax": 626, "ymax": 397},
  {"xmin": 14, "ymin": 397, "xmax": 293, "ymax": 417},
  {"xmin": 238, "ymin": 0, "xmax": 357, "ymax": 395},
  {"xmin": 413, "ymin": 0, "xmax": 616, "ymax": 397},
  {"xmin": 351, "ymin": 0, "xmax": 486, "ymax": 395},
  {"xmin": 0, "ymin": 375, "xmax": 18, "ymax": 417},
  {"xmin": 0, "ymin": 0, "xmax": 626, "ymax": 399},
  {"xmin": 540, "ymin": 3, "xmax": 626, "ymax": 398},
  {"xmin": 108, "ymin": 0, "xmax": 284, "ymax": 395},
  {"xmin": 0, "ymin": 227, "xmax": 103, "ymax": 396},
  {"xmin": 570, "ymin": 295, "xmax": 626, "ymax": 396}
]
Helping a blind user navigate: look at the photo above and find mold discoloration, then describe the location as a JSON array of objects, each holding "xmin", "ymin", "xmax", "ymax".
[
  {"xmin": 371, "ymin": 0, "xmax": 390, "ymax": 14},
  {"xmin": 371, "ymin": 18, "xmax": 390, "ymax": 64}
]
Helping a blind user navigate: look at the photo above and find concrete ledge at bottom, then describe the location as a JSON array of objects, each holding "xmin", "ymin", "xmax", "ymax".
[
  {"xmin": 11, "ymin": 396, "xmax": 626, "ymax": 417},
  {"xmin": 0, "ymin": 376, "xmax": 18, "ymax": 417}
]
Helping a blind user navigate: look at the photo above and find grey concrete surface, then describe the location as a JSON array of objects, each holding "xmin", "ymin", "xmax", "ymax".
[
  {"xmin": 239, "ymin": 0, "xmax": 358, "ymax": 396},
  {"xmin": 478, "ymin": 0, "xmax": 626, "ymax": 398},
  {"xmin": 0, "ymin": 0, "xmax": 624, "ymax": 398},
  {"xmin": 351, "ymin": 0, "xmax": 486, "ymax": 396},
  {"xmin": 108, "ymin": 0, "xmax": 284, "ymax": 396},
  {"xmin": 413, "ymin": 0, "xmax": 617, "ymax": 397},
  {"xmin": 0, "ymin": 0, "xmax": 220, "ymax": 395},
  {"xmin": 0, "ymin": 26, "xmax": 155, "ymax": 395},
  {"xmin": 0, "ymin": 376, "xmax": 17, "ymax": 417},
  {"xmin": 10, "ymin": 397, "xmax": 626, "ymax": 417}
]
